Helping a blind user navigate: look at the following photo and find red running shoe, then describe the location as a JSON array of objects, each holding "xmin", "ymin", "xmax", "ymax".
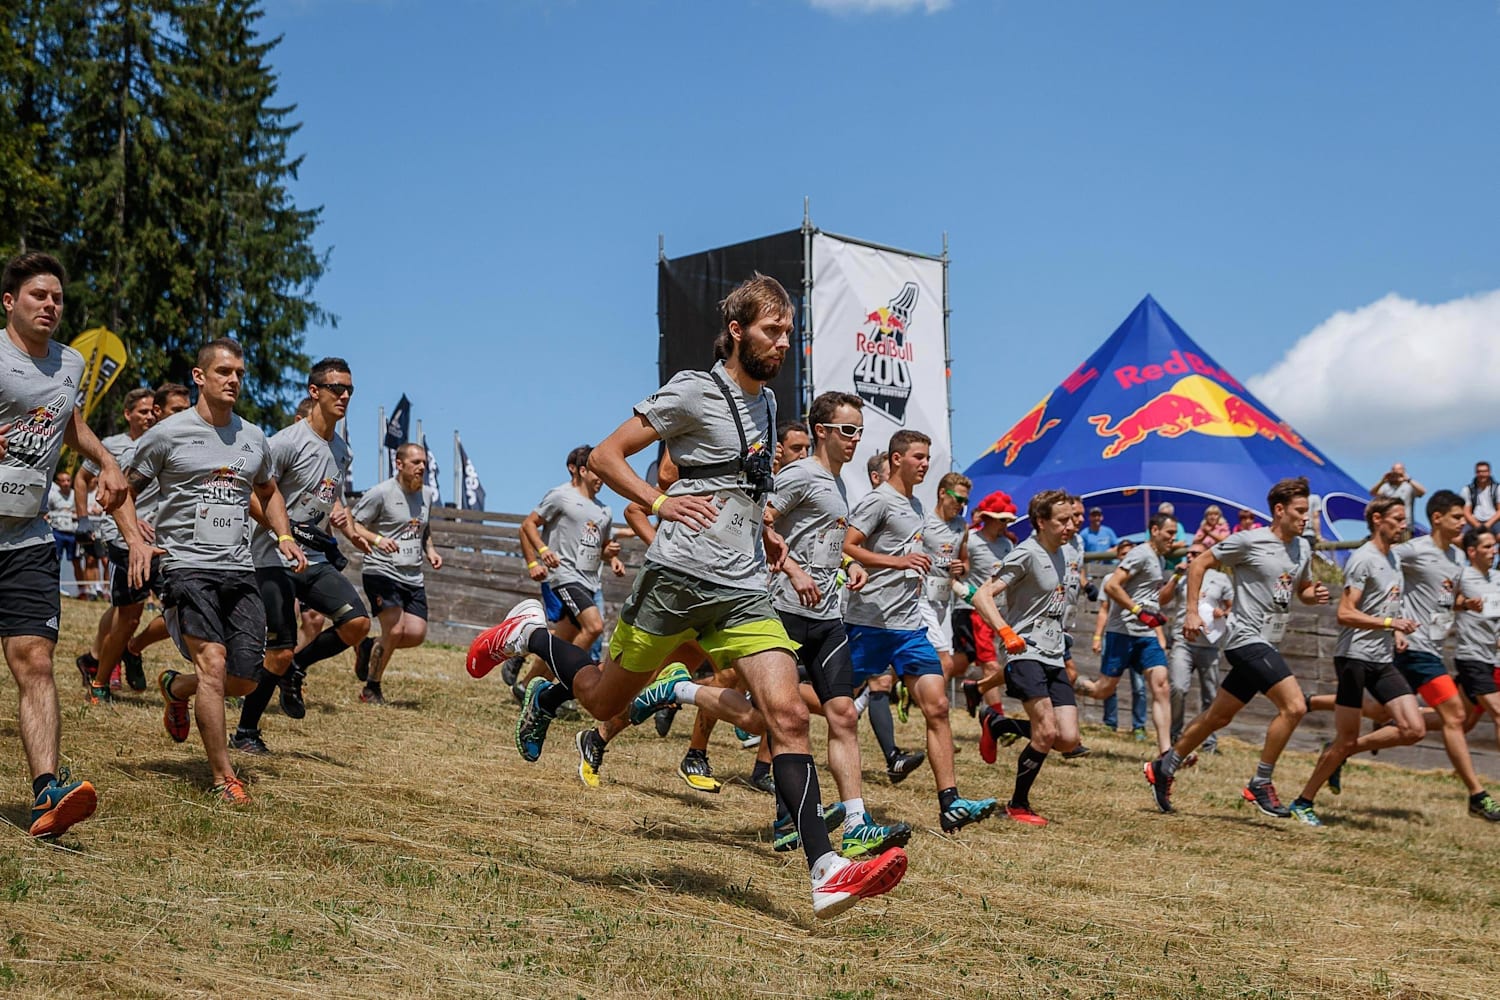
[
  {"xmin": 158, "ymin": 669, "xmax": 191, "ymax": 743},
  {"xmin": 466, "ymin": 599, "xmax": 545, "ymax": 678},
  {"xmin": 810, "ymin": 846, "xmax": 908, "ymax": 919}
]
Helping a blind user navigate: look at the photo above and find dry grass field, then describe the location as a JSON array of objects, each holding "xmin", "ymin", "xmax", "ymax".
[{"xmin": 2, "ymin": 603, "xmax": 1499, "ymax": 999}]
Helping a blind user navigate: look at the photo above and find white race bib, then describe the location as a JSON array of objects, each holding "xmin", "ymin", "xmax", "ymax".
[
  {"xmin": 1031, "ymin": 616, "xmax": 1063, "ymax": 654},
  {"xmin": 395, "ymin": 537, "xmax": 424, "ymax": 567},
  {"xmin": 924, "ymin": 576, "xmax": 953, "ymax": 605},
  {"xmin": 576, "ymin": 541, "xmax": 601, "ymax": 574},
  {"xmin": 1198, "ymin": 600, "xmax": 1228, "ymax": 645},
  {"xmin": 1261, "ymin": 611, "xmax": 1289, "ymax": 644},
  {"xmin": 1428, "ymin": 610, "xmax": 1455, "ymax": 642},
  {"xmin": 0, "ymin": 466, "xmax": 47, "ymax": 518},
  {"xmin": 810, "ymin": 525, "xmax": 845, "ymax": 569},
  {"xmin": 194, "ymin": 504, "xmax": 246, "ymax": 547},
  {"xmin": 1482, "ymin": 594, "xmax": 1500, "ymax": 621},
  {"xmin": 705, "ymin": 491, "xmax": 757, "ymax": 555}
]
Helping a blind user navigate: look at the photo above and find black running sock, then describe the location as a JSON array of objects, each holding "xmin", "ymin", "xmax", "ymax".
[
  {"xmin": 526, "ymin": 628, "xmax": 591, "ymax": 688},
  {"xmin": 33, "ymin": 773, "xmax": 54, "ymax": 797},
  {"xmin": 238, "ymin": 674, "xmax": 279, "ymax": 732},
  {"xmin": 1471, "ymin": 791, "xmax": 1490, "ymax": 806},
  {"xmin": 938, "ymin": 786, "xmax": 958, "ymax": 812},
  {"xmin": 293, "ymin": 627, "xmax": 350, "ymax": 669},
  {"xmin": 537, "ymin": 681, "xmax": 571, "ymax": 715},
  {"xmin": 365, "ymin": 680, "xmax": 382, "ymax": 696},
  {"xmin": 867, "ymin": 691, "xmax": 898, "ymax": 762},
  {"xmin": 771, "ymin": 753, "xmax": 834, "ymax": 868},
  {"xmin": 987, "ymin": 715, "xmax": 1032, "ymax": 740},
  {"xmin": 750, "ymin": 759, "xmax": 772, "ymax": 783},
  {"xmin": 1010, "ymin": 745, "xmax": 1048, "ymax": 809}
]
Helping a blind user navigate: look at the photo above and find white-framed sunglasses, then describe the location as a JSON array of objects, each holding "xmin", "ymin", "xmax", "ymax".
[{"xmin": 818, "ymin": 422, "xmax": 864, "ymax": 439}]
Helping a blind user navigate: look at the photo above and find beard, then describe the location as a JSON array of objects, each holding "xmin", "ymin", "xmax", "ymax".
[{"xmin": 737, "ymin": 337, "xmax": 784, "ymax": 381}]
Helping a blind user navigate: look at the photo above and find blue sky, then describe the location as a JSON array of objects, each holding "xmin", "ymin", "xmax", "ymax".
[{"xmin": 261, "ymin": 0, "xmax": 1500, "ymax": 513}]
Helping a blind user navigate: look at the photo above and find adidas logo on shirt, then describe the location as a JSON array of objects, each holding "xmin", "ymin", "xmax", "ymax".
[
  {"xmin": 62, "ymin": 375, "xmax": 75, "ymax": 387},
  {"xmin": 241, "ymin": 443, "xmax": 255, "ymax": 452}
]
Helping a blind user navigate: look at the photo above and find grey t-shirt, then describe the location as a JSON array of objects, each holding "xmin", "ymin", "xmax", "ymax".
[
  {"xmin": 992, "ymin": 536, "xmax": 1070, "ymax": 667},
  {"xmin": 353, "ymin": 477, "xmax": 437, "ymax": 586},
  {"xmin": 1165, "ymin": 566, "xmax": 1233, "ymax": 648},
  {"xmin": 961, "ymin": 532, "xmax": 1013, "ymax": 609},
  {"xmin": 1456, "ymin": 564, "xmax": 1500, "ymax": 663},
  {"xmin": 1212, "ymin": 527, "xmax": 1312, "ymax": 651},
  {"xmin": 129, "ymin": 408, "xmax": 272, "ymax": 572},
  {"xmin": 769, "ymin": 459, "xmax": 848, "ymax": 621},
  {"xmin": 1107, "ymin": 542, "xmax": 1166, "ymax": 637},
  {"xmin": 1463, "ymin": 482, "xmax": 1500, "ymax": 523},
  {"xmin": 1375, "ymin": 480, "xmax": 1417, "ymax": 524},
  {"xmin": 1335, "ymin": 541, "xmax": 1405, "ymax": 662},
  {"xmin": 1393, "ymin": 535, "xmax": 1465, "ymax": 655},
  {"xmin": 0, "ymin": 336, "xmax": 85, "ymax": 550},
  {"xmin": 251, "ymin": 419, "xmax": 353, "ymax": 569},
  {"xmin": 635, "ymin": 361, "xmax": 775, "ymax": 592},
  {"xmin": 921, "ymin": 511, "xmax": 967, "ymax": 610},
  {"xmin": 86, "ymin": 432, "xmax": 155, "ymax": 547},
  {"xmin": 46, "ymin": 487, "xmax": 77, "ymax": 533},
  {"xmin": 844, "ymin": 483, "xmax": 926, "ymax": 630},
  {"xmin": 535, "ymin": 483, "xmax": 612, "ymax": 592}
]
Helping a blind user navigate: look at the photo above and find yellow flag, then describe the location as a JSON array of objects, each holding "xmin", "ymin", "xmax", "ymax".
[{"xmin": 69, "ymin": 327, "xmax": 129, "ymax": 421}]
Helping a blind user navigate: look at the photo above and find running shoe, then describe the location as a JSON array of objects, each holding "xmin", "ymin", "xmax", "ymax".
[
  {"xmin": 628, "ymin": 662, "xmax": 690, "ymax": 725},
  {"xmin": 213, "ymin": 776, "xmax": 252, "ymax": 805},
  {"xmin": 735, "ymin": 727, "xmax": 762, "ymax": 749},
  {"xmin": 555, "ymin": 699, "xmax": 581, "ymax": 721},
  {"xmin": 1003, "ymin": 804, "xmax": 1048, "ymax": 827},
  {"xmin": 747, "ymin": 771, "xmax": 776, "ymax": 795},
  {"xmin": 467, "ymin": 599, "xmax": 545, "ymax": 678},
  {"xmin": 499, "ymin": 654, "xmax": 523, "ymax": 687},
  {"xmin": 514, "ymin": 677, "xmax": 556, "ymax": 762},
  {"xmin": 1242, "ymin": 781, "xmax": 1291, "ymax": 818},
  {"xmin": 961, "ymin": 679, "xmax": 982, "ymax": 717},
  {"xmin": 940, "ymin": 795, "xmax": 998, "ymax": 833},
  {"xmin": 75, "ymin": 652, "xmax": 98, "ymax": 690},
  {"xmin": 1470, "ymin": 792, "xmax": 1500, "ymax": 822},
  {"xmin": 841, "ymin": 819, "xmax": 913, "ymax": 859},
  {"xmin": 1143, "ymin": 758, "xmax": 1174, "ymax": 813},
  {"xmin": 1132, "ymin": 727, "xmax": 1147, "ymax": 742},
  {"xmin": 28, "ymin": 768, "xmax": 97, "ymax": 838},
  {"xmin": 1288, "ymin": 798, "xmax": 1323, "ymax": 827},
  {"xmin": 87, "ymin": 682, "xmax": 113, "ymax": 705},
  {"xmin": 654, "ymin": 706, "xmax": 678, "ymax": 739},
  {"xmin": 230, "ymin": 728, "xmax": 271, "ymax": 755},
  {"xmin": 1062, "ymin": 744, "xmax": 1091, "ymax": 760},
  {"xmin": 279, "ymin": 666, "xmax": 307, "ymax": 720},
  {"xmin": 576, "ymin": 728, "xmax": 606, "ymax": 788},
  {"xmin": 678, "ymin": 749, "xmax": 721, "ymax": 793},
  {"xmin": 978, "ymin": 711, "xmax": 998, "ymax": 764},
  {"xmin": 123, "ymin": 648, "xmax": 146, "ymax": 692},
  {"xmin": 510, "ymin": 681, "xmax": 527, "ymax": 706},
  {"xmin": 109, "ymin": 663, "xmax": 122, "ymax": 690},
  {"xmin": 810, "ymin": 847, "xmax": 908, "ymax": 919},
  {"xmin": 158, "ymin": 669, "xmax": 191, "ymax": 743},
  {"xmin": 359, "ymin": 686, "xmax": 386, "ymax": 706},
  {"xmin": 772, "ymin": 803, "xmax": 851, "ymax": 852},
  {"xmin": 1324, "ymin": 740, "xmax": 1342, "ymax": 795},
  {"xmin": 885, "ymin": 748, "xmax": 926, "ymax": 785},
  {"xmin": 354, "ymin": 637, "xmax": 373, "ymax": 682},
  {"xmin": 895, "ymin": 681, "xmax": 911, "ymax": 724}
]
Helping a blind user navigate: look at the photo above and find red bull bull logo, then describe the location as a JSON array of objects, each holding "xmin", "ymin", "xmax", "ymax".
[
  {"xmin": 852, "ymin": 283, "xmax": 918, "ymax": 424},
  {"xmin": 1087, "ymin": 375, "xmax": 1325, "ymax": 464},
  {"xmin": 987, "ymin": 394, "xmax": 1061, "ymax": 467}
]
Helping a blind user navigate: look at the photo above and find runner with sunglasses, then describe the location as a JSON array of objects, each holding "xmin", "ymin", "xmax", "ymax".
[{"xmin": 921, "ymin": 474, "xmax": 971, "ymax": 684}]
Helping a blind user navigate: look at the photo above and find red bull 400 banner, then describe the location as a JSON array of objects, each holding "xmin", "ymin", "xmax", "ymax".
[{"xmin": 810, "ymin": 233, "xmax": 950, "ymax": 510}]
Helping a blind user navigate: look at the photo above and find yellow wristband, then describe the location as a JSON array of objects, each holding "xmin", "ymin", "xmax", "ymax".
[
  {"xmin": 1384, "ymin": 617, "xmax": 1393, "ymax": 629},
  {"xmin": 375, "ymin": 534, "xmax": 385, "ymax": 544},
  {"xmin": 527, "ymin": 560, "xmax": 539, "ymax": 570},
  {"xmin": 841, "ymin": 555, "xmax": 853, "ymax": 569},
  {"xmin": 277, "ymin": 534, "xmax": 294, "ymax": 543},
  {"xmin": 537, "ymin": 545, "xmax": 550, "ymax": 554},
  {"xmin": 1129, "ymin": 605, "xmax": 1141, "ymax": 616},
  {"xmin": 1093, "ymin": 633, "xmax": 1103, "ymax": 639},
  {"xmin": 651, "ymin": 494, "xmax": 667, "ymax": 515}
]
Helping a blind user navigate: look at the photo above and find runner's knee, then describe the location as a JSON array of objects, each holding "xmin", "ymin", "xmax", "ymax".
[{"xmin": 336, "ymin": 616, "xmax": 370, "ymax": 645}]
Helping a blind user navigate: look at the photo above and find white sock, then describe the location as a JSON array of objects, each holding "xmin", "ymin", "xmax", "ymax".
[
  {"xmin": 842, "ymin": 798, "xmax": 866, "ymax": 828},
  {"xmin": 672, "ymin": 680, "xmax": 701, "ymax": 706},
  {"xmin": 852, "ymin": 690, "xmax": 870, "ymax": 717}
]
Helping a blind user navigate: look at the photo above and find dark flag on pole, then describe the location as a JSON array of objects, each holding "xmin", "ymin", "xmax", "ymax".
[
  {"xmin": 422, "ymin": 434, "xmax": 442, "ymax": 505},
  {"xmin": 459, "ymin": 439, "xmax": 486, "ymax": 511},
  {"xmin": 383, "ymin": 394, "xmax": 411, "ymax": 449}
]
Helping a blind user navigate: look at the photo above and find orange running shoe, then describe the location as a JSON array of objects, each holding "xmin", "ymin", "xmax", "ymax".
[
  {"xmin": 29, "ymin": 769, "xmax": 98, "ymax": 838},
  {"xmin": 158, "ymin": 669, "xmax": 191, "ymax": 743},
  {"xmin": 213, "ymin": 776, "xmax": 251, "ymax": 805}
]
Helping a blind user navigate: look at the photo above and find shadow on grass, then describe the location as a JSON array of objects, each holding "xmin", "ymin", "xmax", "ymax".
[
  {"xmin": 117, "ymin": 756, "xmax": 216, "ymax": 787},
  {"xmin": 564, "ymin": 862, "xmax": 802, "ymax": 924},
  {"xmin": 627, "ymin": 814, "xmax": 769, "ymax": 852},
  {"xmin": 613, "ymin": 778, "xmax": 730, "ymax": 809}
]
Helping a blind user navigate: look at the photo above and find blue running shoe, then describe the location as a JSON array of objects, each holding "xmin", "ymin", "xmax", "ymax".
[
  {"xmin": 1289, "ymin": 798, "xmax": 1323, "ymax": 827},
  {"xmin": 1324, "ymin": 741, "xmax": 1343, "ymax": 795},
  {"xmin": 841, "ymin": 819, "xmax": 913, "ymax": 859},
  {"xmin": 29, "ymin": 767, "xmax": 97, "ymax": 838},
  {"xmin": 771, "ymin": 802, "xmax": 849, "ymax": 852},
  {"xmin": 515, "ymin": 677, "xmax": 556, "ymax": 762},
  {"xmin": 940, "ymin": 795, "xmax": 998, "ymax": 833},
  {"xmin": 628, "ymin": 662, "xmax": 690, "ymax": 726}
]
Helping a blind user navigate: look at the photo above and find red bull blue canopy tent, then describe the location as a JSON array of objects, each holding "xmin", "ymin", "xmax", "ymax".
[{"xmin": 963, "ymin": 295, "xmax": 1370, "ymax": 539}]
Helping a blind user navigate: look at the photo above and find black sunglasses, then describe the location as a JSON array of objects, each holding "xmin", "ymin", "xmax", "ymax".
[{"xmin": 313, "ymin": 382, "xmax": 354, "ymax": 397}]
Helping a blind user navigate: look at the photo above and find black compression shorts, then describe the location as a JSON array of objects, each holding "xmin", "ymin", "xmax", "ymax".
[
  {"xmin": 162, "ymin": 569, "xmax": 266, "ymax": 681},
  {"xmin": 1220, "ymin": 643, "xmax": 1295, "ymax": 703},
  {"xmin": 1333, "ymin": 656, "xmax": 1413, "ymax": 709},
  {"xmin": 780, "ymin": 610, "xmax": 853, "ymax": 704},
  {"xmin": 258, "ymin": 563, "xmax": 368, "ymax": 650}
]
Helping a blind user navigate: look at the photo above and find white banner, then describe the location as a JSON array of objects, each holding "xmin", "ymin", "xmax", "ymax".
[{"xmin": 810, "ymin": 233, "xmax": 950, "ymax": 510}]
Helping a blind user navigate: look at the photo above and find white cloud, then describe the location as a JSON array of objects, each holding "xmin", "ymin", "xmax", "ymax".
[
  {"xmin": 808, "ymin": 0, "xmax": 952, "ymax": 14},
  {"xmin": 1247, "ymin": 288, "xmax": 1500, "ymax": 456}
]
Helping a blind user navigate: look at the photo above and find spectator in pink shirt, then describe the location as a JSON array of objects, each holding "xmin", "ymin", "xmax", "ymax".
[{"xmin": 1193, "ymin": 505, "xmax": 1230, "ymax": 547}]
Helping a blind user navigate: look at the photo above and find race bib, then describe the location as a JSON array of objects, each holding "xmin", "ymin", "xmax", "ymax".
[
  {"xmin": 1198, "ymin": 600, "xmax": 1228, "ymax": 645},
  {"xmin": 1261, "ymin": 611, "xmax": 1289, "ymax": 644},
  {"xmin": 924, "ymin": 576, "xmax": 953, "ymax": 605},
  {"xmin": 1482, "ymin": 593, "xmax": 1500, "ymax": 621},
  {"xmin": 1428, "ymin": 610, "xmax": 1455, "ymax": 642},
  {"xmin": 706, "ymin": 491, "xmax": 757, "ymax": 556},
  {"xmin": 394, "ymin": 537, "xmax": 424, "ymax": 567},
  {"xmin": 810, "ymin": 525, "xmax": 845, "ymax": 569},
  {"xmin": 576, "ymin": 543, "xmax": 601, "ymax": 574},
  {"xmin": 0, "ymin": 466, "xmax": 46, "ymax": 518},
  {"xmin": 1031, "ymin": 616, "xmax": 1063, "ymax": 654},
  {"xmin": 194, "ymin": 504, "xmax": 246, "ymax": 547}
]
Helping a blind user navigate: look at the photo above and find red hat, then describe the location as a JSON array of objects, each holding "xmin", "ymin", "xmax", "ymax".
[{"xmin": 973, "ymin": 491, "xmax": 1017, "ymax": 525}]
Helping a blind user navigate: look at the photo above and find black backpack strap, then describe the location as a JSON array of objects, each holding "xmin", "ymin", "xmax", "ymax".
[{"xmin": 674, "ymin": 370, "xmax": 757, "ymax": 481}]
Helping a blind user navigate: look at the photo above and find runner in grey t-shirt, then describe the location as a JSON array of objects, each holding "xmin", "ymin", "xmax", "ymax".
[
  {"xmin": 1147, "ymin": 478, "xmax": 1330, "ymax": 818},
  {"xmin": 126, "ymin": 337, "xmax": 303, "ymax": 807},
  {"xmin": 955, "ymin": 497, "xmax": 1016, "ymax": 718},
  {"xmin": 917, "ymin": 474, "xmax": 970, "ymax": 669},
  {"xmin": 844, "ymin": 482, "xmax": 927, "ymax": 632},
  {"xmin": 769, "ymin": 456, "xmax": 850, "ymax": 622},
  {"xmin": 1453, "ymin": 529, "xmax": 1500, "ymax": 743},
  {"xmin": 1158, "ymin": 551, "xmax": 1233, "ymax": 749},
  {"xmin": 474, "ymin": 277, "xmax": 908, "ymax": 918}
]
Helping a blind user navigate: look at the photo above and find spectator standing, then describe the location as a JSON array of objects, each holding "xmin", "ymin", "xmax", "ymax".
[
  {"xmin": 1078, "ymin": 506, "xmax": 1118, "ymax": 557},
  {"xmin": 45, "ymin": 470, "xmax": 81, "ymax": 592},
  {"xmin": 1463, "ymin": 461, "xmax": 1500, "ymax": 532},
  {"xmin": 1372, "ymin": 462, "xmax": 1426, "ymax": 530}
]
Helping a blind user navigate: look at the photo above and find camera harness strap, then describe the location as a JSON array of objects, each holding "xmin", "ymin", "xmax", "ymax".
[{"xmin": 674, "ymin": 369, "xmax": 775, "ymax": 483}]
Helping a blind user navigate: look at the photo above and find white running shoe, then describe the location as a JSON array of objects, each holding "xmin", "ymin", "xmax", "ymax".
[
  {"xmin": 809, "ymin": 847, "xmax": 908, "ymax": 919},
  {"xmin": 466, "ymin": 599, "xmax": 545, "ymax": 678}
]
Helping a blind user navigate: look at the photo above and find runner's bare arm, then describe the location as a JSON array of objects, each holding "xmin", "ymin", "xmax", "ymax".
[
  {"xmin": 589, "ymin": 414, "xmax": 716, "ymax": 531},
  {"xmin": 1101, "ymin": 565, "xmax": 1134, "ymax": 613},
  {"xmin": 64, "ymin": 407, "xmax": 127, "ymax": 511},
  {"xmin": 842, "ymin": 526, "xmax": 928, "ymax": 574},
  {"xmin": 255, "ymin": 479, "xmax": 307, "ymax": 573},
  {"xmin": 1182, "ymin": 549, "xmax": 1220, "ymax": 640}
]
